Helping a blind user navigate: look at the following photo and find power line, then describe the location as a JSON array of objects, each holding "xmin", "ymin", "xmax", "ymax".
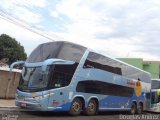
[
  {"xmin": 0, "ymin": 8, "xmax": 64, "ymax": 41},
  {"xmin": 0, "ymin": 7, "xmax": 46, "ymax": 32},
  {"xmin": 0, "ymin": 10, "xmax": 55, "ymax": 41},
  {"xmin": 13, "ymin": 0, "xmax": 44, "ymax": 13}
]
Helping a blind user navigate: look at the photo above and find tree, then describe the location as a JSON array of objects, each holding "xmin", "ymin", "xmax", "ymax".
[{"xmin": 0, "ymin": 34, "xmax": 27, "ymax": 65}]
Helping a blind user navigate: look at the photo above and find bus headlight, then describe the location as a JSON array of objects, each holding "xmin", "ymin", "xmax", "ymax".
[
  {"xmin": 34, "ymin": 96, "xmax": 43, "ymax": 99},
  {"xmin": 33, "ymin": 93, "xmax": 54, "ymax": 99}
]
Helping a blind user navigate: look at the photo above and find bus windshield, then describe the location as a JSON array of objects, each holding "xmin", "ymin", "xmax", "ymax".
[
  {"xmin": 18, "ymin": 66, "xmax": 50, "ymax": 91},
  {"xmin": 151, "ymin": 91, "xmax": 160, "ymax": 104},
  {"xmin": 151, "ymin": 80, "xmax": 160, "ymax": 89},
  {"xmin": 18, "ymin": 63, "xmax": 78, "ymax": 92}
]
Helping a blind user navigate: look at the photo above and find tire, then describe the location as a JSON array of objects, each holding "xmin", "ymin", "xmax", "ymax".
[
  {"xmin": 137, "ymin": 103, "xmax": 143, "ymax": 114},
  {"xmin": 84, "ymin": 99, "xmax": 98, "ymax": 116},
  {"xmin": 68, "ymin": 98, "xmax": 82, "ymax": 116},
  {"xmin": 129, "ymin": 103, "xmax": 137, "ymax": 115}
]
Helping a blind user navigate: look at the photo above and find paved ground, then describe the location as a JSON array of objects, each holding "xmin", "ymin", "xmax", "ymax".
[
  {"xmin": 0, "ymin": 99, "xmax": 159, "ymax": 120},
  {"xmin": 0, "ymin": 108, "xmax": 159, "ymax": 120}
]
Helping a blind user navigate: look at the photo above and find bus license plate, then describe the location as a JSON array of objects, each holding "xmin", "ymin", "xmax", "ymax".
[{"xmin": 21, "ymin": 103, "xmax": 26, "ymax": 107}]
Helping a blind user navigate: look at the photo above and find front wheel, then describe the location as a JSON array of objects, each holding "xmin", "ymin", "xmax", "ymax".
[
  {"xmin": 68, "ymin": 98, "xmax": 82, "ymax": 116},
  {"xmin": 83, "ymin": 99, "xmax": 98, "ymax": 116}
]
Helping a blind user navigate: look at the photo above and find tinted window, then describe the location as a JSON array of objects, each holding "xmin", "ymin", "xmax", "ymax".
[
  {"xmin": 49, "ymin": 63, "xmax": 78, "ymax": 88},
  {"xmin": 27, "ymin": 41, "xmax": 86, "ymax": 63},
  {"xmin": 84, "ymin": 52, "xmax": 150, "ymax": 83},
  {"xmin": 151, "ymin": 80, "xmax": 160, "ymax": 89},
  {"xmin": 76, "ymin": 80, "xmax": 134, "ymax": 97},
  {"xmin": 18, "ymin": 66, "xmax": 50, "ymax": 92},
  {"xmin": 151, "ymin": 91, "xmax": 160, "ymax": 104},
  {"xmin": 122, "ymin": 64, "xmax": 151, "ymax": 83},
  {"xmin": 84, "ymin": 52, "xmax": 122, "ymax": 75}
]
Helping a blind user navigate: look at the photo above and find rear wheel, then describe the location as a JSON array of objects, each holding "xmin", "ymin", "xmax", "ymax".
[
  {"xmin": 68, "ymin": 98, "xmax": 82, "ymax": 116},
  {"xmin": 129, "ymin": 103, "xmax": 137, "ymax": 115},
  {"xmin": 84, "ymin": 99, "xmax": 98, "ymax": 116},
  {"xmin": 137, "ymin": 103, "xmax": 143, "ymax": 114}
]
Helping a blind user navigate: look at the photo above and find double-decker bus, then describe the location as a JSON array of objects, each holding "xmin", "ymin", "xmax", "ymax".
[
  {"xmin": 10, "ymin": 41, "xmax": 151, "ymax": 115},
  {"xmin": 149, "ymin": 79, "xmax": 160, "ymax": 112}
]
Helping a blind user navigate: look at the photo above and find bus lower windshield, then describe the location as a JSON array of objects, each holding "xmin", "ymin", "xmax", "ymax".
[
  {"xmin": 151, "ymin": 91, "xmax": 160, "ymax": 104},
  {"xmin": 18, "ymin": 67, "xmax": 50, "ymax": 91}
]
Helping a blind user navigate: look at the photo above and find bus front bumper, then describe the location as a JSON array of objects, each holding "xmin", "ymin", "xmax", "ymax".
[
  {"xmin": 15, "ymin": 100, "xmax": 66, "ymax": 111},
  {"xmin": 15, "ymin": 100, "xmax": 43, "ymax": 111}
]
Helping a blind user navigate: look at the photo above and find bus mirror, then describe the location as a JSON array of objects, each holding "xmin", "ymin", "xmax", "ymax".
[{"xmin": 10, "ymin": 61, "xmax": 25, "ymax": 72}]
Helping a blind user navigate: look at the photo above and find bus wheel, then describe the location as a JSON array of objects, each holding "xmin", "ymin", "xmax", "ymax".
[
  {"xmin": 68, "ymin": 98, "xmax": 82, "ymax": 116},
  {"xmin": 137, "ymin": 103, "xmax": 143, "ymax": 114},
  {"xmin": 129, "ymin": 103, "xmax": 136, "ymax": 115},
  {"xmin": 84, "ymin": 99, "xmax": 98, "ymax": 116}
]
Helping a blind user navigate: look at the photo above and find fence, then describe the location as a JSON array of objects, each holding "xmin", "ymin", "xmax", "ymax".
[{"xmin": 0, "ymin": 67, "xmax": 21, "ymax": 99}]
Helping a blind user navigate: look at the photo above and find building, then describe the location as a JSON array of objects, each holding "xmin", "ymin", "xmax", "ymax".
[
  {"xmin": 0, "ymin": 67, "xmax": 21, "ymax": 99},
  {"xmin": 118, "ymin": 58, "xmax": 160, "ymax": 79},
  {"xmin": 0, "ymin": 61, "xmax": 9, "ymax": 68}
]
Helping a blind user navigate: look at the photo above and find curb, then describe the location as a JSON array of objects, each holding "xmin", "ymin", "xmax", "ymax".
[
  {"xmin": 0, "ymin": 107, "xmax": 34, "ymax": 111},
  {"xmin": 0, "ymin": 106, "xmax": 17, "ymax": 108},
  {"xmin": 0, "ymin": 107, "xmax": 18, "ymax": 111}
]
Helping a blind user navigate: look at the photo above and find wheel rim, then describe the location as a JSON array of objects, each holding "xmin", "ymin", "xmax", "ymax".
[
  {"xmin": 138, "ymin": 105, "xmax": 142, "ymax": 114},
  {"xmin": 88, "ymin": 102, "xmax": 96, "ymax": 112},
  {"xmin": 131, "ymin": 105, "xmax": 136, "ymax": 114},
  {"xmin": 72, "ymin": 101, "xmax": 81, "ymax": 112}
]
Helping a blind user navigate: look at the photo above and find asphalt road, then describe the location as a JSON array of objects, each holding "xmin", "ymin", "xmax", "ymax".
[{"xmin": 0, "ymin": 108, "xmax": 159, "ymax": 120}]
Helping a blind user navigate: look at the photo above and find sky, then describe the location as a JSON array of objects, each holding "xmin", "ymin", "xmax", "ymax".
[{"xmin": 0, "ymin": 0, "xmax": 160, "ymax": 60}]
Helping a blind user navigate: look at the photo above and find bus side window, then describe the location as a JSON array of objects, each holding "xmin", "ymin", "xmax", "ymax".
[
  {"xmin": 83, "ymin": 52, "xmax": 122, "ymax": 75},
  {"xmin": 49, "ymin": 64, "xmax": 77, "ymax": 88},
  {"xmin": 76, "ymin": 80, "xmax": 133, "ymax": 97}
]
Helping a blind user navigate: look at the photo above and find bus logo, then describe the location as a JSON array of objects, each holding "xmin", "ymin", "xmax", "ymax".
[{"xmin": 135, "ymin": 80, "xmax": 142, "ymax": 97}]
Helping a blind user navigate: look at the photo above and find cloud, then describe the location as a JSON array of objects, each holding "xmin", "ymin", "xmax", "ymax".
[
  {"xmin": 17, "ymin": 0, "xmax": 47, "ymax": 8},
  {"xmin": 50, "ymin": 11, "xmax": 59, "ymax": 18},
  {"xmin": 49, "ymin": 0, "xmax": 160, "ymax": 60},
  {"xmin": 0, "ymin": 0, "xmax": 47, "ymax": 24},
  {"xmin": 1, "ymin": 0, "xmax": 160, "ymax": 61},
  {"xmin": 0, "ymin": 0, "xmax": 47, "ymax": 9},
  {"xmin": 0, "ymin": 0, "xmax": 52, "ymax": 56},
  {"xmin": 0, "ymin": 18, "xmax": 51, "ymax": 56}
]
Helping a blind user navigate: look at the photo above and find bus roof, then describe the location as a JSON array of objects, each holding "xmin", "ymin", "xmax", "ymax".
[
  {"xmin": 39, "ymin": 41, "xmax": 87, "ymax": 49},
  {"xmin": 152, "ymin": 79, "xmax": 160, "ymax": 81}
]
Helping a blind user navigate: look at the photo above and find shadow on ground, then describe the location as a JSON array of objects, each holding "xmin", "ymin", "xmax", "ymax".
[{"xmin": 20, "ymin": 111, "xmax": 133, "ymax": 117}]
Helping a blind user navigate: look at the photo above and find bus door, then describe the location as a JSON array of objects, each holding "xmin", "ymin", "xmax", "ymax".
[
  {"xmin": 150, "ymin": 91, "xmax": 160, "ymax": 112},
  {"xmin": 47, "ymin": 69, "xmax": 73, "ymax": 110},
  {"xmin": 47, "ymin": 71, "xmax": 64, "ymax": 109}
]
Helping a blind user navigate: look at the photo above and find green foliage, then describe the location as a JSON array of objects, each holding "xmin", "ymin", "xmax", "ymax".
[{"xmin": 0, "ymin": 34, "xmax": 27, "ymax": 65}]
